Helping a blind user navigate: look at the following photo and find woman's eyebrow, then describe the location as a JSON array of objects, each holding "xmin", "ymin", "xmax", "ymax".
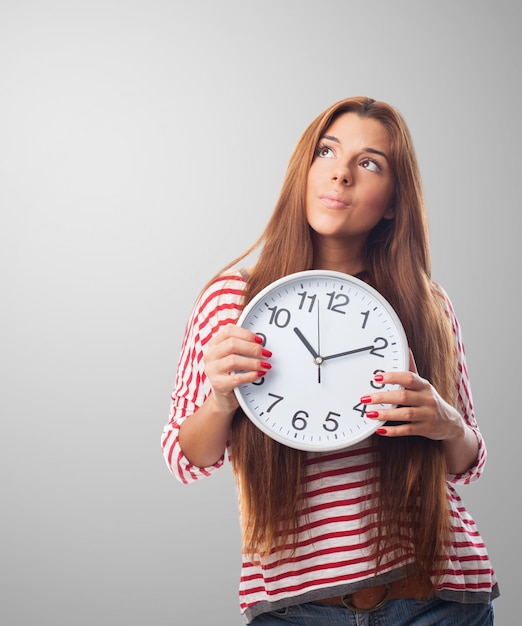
[
  {"xmin": 321, "ymin": 134, "xmax": 340, "ymax": 143},
  {"xmin": 320, "ymin": 135, "xmax": 389, "ymax": 161},
  {"xmin": 365, "ymin": 147, "xmax": 390, "ymax": 161}
]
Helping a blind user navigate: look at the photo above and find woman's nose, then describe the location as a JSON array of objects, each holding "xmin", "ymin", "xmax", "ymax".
[{"xmin": 332, "ymin": 163, "xmax": 351, "ymax": 185}]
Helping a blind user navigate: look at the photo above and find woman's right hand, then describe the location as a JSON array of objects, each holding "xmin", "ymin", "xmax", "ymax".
[{"xmin": 204, "ymin": 325, "xmax": 272, "ymax": 415}]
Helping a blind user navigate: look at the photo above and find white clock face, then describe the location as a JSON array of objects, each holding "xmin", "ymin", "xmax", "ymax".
[{"xmin": 234, "ymin": 270, "xmax": 409, "ymax": 451}]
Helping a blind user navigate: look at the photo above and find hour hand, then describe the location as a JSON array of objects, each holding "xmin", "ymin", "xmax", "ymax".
[
  {"xmin": 323, "ymin": 345, "xmax": 374, "ymax": 361},
  {"xmin": 293, "ymin": 327, "xmax": 320, "ymax": 360}
]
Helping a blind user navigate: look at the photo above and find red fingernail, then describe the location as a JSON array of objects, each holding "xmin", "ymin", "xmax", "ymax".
[
  {"xmin": 260, "ymin": 361, "xmax": 272, "ymax": 370},
  {"xmin": 374, "ymin": 374, "xmax": 384, "ymax": 382},
  {"xmin": 360, "ymin": 395, "xmax": 372, "ymax": 404},
  {"xmin": 376, "ymin": 428, "xmax": 387, "ymax": 435},
  {"xmin": 262, "ymin": 348, "xmax": 272, "ymax": 357},
  {"xmin": 366, "ymin": 411, "xmax": 379, "ymax": 418},
  {"xmin": 254, "ymin": 335, "xmax": 263, "ymax": 344},
  {"xmin": 257, "ymin": 371, "xmax": 265, "ymax": 378}
]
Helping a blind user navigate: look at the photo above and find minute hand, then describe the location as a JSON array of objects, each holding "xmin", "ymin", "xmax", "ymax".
[{"xmin": 322, "ymin": 345, "xmax": 375, "ymax": 361}]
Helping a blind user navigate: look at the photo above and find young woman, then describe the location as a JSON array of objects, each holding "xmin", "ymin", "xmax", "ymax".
[{"xmin": 161, "ymin": 97, "xmax": 499, "ymax": 624}]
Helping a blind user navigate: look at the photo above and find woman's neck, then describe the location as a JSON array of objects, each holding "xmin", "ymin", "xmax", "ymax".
[{"xmin": 312, "ymin": 242, "xmax": 366, "ymax": 276}]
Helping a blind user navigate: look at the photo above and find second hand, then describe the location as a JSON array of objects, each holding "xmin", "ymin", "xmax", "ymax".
[{"xmin": 317, "ymin": 300, "xmax": 321, "ymax": 384}]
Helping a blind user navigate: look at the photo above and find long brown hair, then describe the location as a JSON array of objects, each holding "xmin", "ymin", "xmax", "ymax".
[{"xmin": 220, "ymin": 97, "xmax": 455, "ymax": 593}]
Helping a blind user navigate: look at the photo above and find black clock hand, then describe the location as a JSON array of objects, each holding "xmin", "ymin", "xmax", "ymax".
[
  {"xmin": 322, "ymin": 345, "xmax": 375, "ymax": 361},
  {"xmin": 293, "ymin": 327, "xmax": 320, "ymax": 358}
]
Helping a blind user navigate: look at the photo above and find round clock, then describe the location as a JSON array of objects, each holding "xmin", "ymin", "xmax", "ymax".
[{"xmin": 233, "ymin": 269, "xmax": 409, "ymax": 452}]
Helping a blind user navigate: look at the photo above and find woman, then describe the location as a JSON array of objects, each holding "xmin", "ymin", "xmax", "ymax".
[{"xmin": 161, "ymin": 97, "xmax": 498, "ymax": 624}]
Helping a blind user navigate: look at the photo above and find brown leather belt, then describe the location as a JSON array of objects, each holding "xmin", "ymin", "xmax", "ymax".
[{"xmin": 317, "ymin": 575, "xmax": 426, "ymax": 613}]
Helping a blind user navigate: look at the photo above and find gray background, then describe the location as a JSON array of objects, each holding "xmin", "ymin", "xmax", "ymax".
[{"xmin": 1, "ymin": 1, "xmax": 519, "ymax": 624}]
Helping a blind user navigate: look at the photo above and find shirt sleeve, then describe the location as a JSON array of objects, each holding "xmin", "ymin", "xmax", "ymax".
[
  {"xmin": 161, "ymin": 272, "xmax": 246, "ymax": 484},
  {"xmin": 433, "ymin": 283, "xmax": 487, "ymax": 485}
]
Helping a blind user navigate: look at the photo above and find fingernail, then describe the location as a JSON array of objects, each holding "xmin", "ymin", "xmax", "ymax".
[
  {"xmin": 374, "ymin": 374, "xmax": 384, "ymax": 382},
  {"xmin": 262, "ymin": 348, "xmax": 272, "ymax": 357},
  {"xmin": 257, "ymin": 371, "xmax": 265, "ymax": 378},
  {"xmin": 376, "ymin": 428, "xmax": 387, "ymax": 435},
  {"xmin": 360, "ymin": 395, "xmax": 372, "ymax": 404},
  {"xmin": 254, "ymin": 335, "xmax": 263, "ymax": 344},
  {"xmin": 260, "ymin": 361, "xmax": 272, "ymax": 370},
  {"xmin": 366, "ymin": 411, "xmax": 379, "ymax": 418}
]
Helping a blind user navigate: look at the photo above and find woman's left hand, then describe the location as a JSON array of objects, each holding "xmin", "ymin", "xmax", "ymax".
[{"xmin": 361, "ymin": 350, "xmax": 465, "ymax": 442}]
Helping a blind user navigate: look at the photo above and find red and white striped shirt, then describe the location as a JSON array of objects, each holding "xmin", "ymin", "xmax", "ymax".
[{"xmin": 161, "ymin": 271, "xmax": 499, "ymax": 623}]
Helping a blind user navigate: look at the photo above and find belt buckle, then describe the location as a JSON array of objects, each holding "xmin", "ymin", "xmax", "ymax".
[{"xmin": 341, "ymin": 582, "xmax": 392, "ymax": 613}]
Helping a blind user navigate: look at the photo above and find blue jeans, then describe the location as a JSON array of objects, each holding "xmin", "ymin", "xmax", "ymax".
[{"xmin": 250, "ymin": 597, "xmax": 494, "ymax": 625}]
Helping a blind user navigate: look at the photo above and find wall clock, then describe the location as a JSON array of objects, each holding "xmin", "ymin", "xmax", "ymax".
[{"xmin": 234, "ymin": 269, "xmax": 409, "ymax": 451}]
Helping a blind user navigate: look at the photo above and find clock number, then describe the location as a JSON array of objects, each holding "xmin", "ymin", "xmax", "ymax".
[
  {"xmin": 360, "ymin": 310, "xmax": 370, "ymax": 329},
  {"xmin": 370, "ymin": 337, "xmax": 388, "ymax": 357},
  {"xmin": 292, "ymin": 410, "xmax": 308, "ymax": 431},
  {"xmin": 326, "ymin": 291, "xmax": 350, "ymax": 314},
  {"xmin": 352, "ymin": 402, "xmax": 367, "ymax": 417},
  {"xmin": 323, "ymin": 411, "xmax": 340, "ymax": 432},
  {"xmin": 266, "ymin": 393, "xmax": 284, "ymax": 412},
  {"xmin": 267, "ymin": 306, "xmax": 291, "ymax": 328},
  {"xmin": 370, "ymin": 369, "xmax": 385, "ymax": 389},
  {"xmin": 297, "ymin": 291, "xmax": 317, "ymax": 313}
]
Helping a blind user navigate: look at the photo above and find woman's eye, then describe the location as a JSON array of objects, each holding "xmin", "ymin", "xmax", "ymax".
[
  {"xmin": 361, "ymin": 158, "xmax": 381, "ymax": 172},
  {"xmin": 316, "ymin": 145, "xmax": 334, "ymax": 158}
]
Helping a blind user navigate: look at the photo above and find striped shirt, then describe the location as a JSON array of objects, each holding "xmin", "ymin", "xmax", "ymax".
[{"xmin": 161, "ymin": 271, "xmax": 499, "ymax": 623}]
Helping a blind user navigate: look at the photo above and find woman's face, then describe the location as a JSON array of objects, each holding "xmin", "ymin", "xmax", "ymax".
[{"xmin": 306, "ymin": 112, "xmax": 395, "ymax": 247}]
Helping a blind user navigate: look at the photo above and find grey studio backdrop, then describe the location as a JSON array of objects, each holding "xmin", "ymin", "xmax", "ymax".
[{"xmin": 1, "ymin": 1, "xmax": 519, "ymax": 624}]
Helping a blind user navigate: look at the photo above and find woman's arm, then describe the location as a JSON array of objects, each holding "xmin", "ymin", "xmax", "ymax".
[
  {"xmin": 361, "ymin": 355, "xmax": 480, "ymax": 474},
  {"xmin": 161, "ymin": 272, "xmax": 249, "ymax": 482},
  {"xmin": 178, "ymin": 324, "xmax": 271, "ymax": 467},
  {"xmin": 441, "ymin": 417, "xmax": 480, "ymax": 475},
  {"xmin": 360, "ymin": 285, "xmax": 486, "ymax": 479}
]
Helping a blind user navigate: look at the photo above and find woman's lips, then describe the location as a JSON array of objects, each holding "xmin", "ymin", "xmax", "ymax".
[{"xmin": 319, "ymin": 193, "xmax": 351, "ymax": 209}]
